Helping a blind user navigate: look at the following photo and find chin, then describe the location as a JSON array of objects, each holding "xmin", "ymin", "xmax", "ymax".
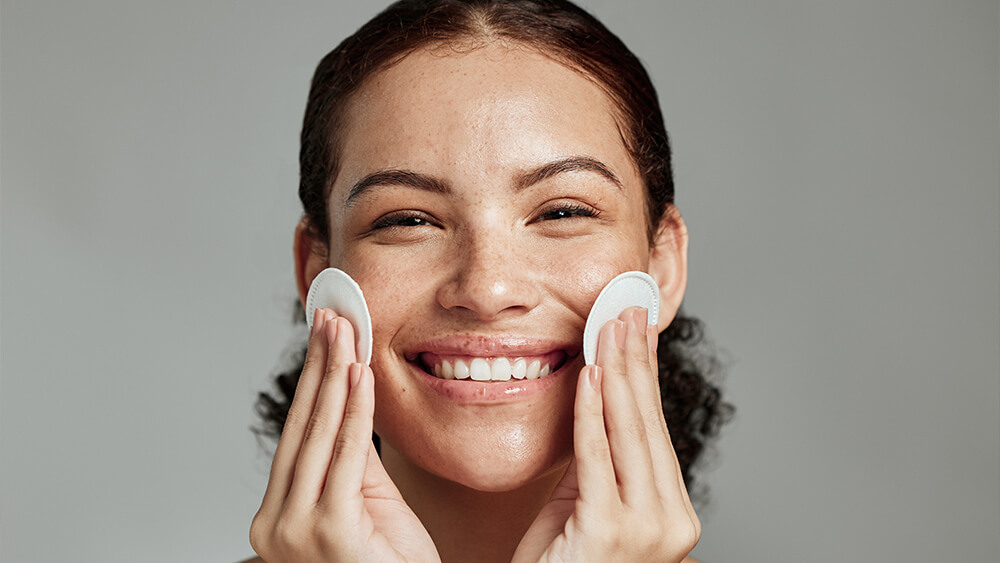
[
  {"xmin": 445, "ymin": 433, "xmax": 573, "ymax": 493},
  {"xmin": 377, "ymin": 407, "xmax": 575, "ymax": 493}
]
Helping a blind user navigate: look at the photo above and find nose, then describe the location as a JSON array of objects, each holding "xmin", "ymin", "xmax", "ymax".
[{"xmin": 435, "ymin": 235, "xmax": 542, "ymax": 321}]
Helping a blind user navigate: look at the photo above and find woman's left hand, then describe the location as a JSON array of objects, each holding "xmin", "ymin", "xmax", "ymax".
[{"xmin": 512, "ymin": 306, "xmax": 701, "ymax": 563}]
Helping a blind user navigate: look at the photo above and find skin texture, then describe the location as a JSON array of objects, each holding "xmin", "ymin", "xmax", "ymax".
[{"xmin": 249, "ymin": 43, "xmax": 699, "ymax": 563}]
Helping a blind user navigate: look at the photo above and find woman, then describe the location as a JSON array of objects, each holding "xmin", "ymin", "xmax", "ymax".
[{"xmin": 248, "ymin": 1, "xmax": 731, "ymax": 561}]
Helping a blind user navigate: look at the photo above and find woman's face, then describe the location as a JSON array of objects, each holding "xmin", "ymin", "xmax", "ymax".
[{"xmin": 304, "ymin": 43, "xmax": 682, "ymax": 492}]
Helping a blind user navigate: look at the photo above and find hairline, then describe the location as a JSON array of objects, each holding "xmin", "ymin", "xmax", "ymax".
[{"xmin": 316, "ymin": 36, "xmax": 653, "ymax": 243}]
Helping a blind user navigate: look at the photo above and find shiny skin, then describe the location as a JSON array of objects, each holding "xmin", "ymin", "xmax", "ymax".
[{"xmin": 259, "ymin": 42, "xmax": 695, "ymax": 562}]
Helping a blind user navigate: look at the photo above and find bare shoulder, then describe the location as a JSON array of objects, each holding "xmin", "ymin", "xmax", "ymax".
[{"xmin": 683, "ymin": 558, "xmax": 703, "ymax": 563}]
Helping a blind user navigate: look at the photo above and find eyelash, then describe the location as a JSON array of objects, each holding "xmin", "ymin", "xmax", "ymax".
[
  {"xmin": 369, "ymin": 202, "xmax": 600, "ymax": 231},
  {"xmin": 533, "ymin": 202, "xmax": 601, "ymax": 222},
  {"xmin": 370, "ymin": 211, "xmax": 435, "ymax": 231}
]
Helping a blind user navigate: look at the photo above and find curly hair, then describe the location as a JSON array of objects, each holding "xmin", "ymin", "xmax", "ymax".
[{"xmin": 254, "ymin": 0, "xmax": 732, "ymax": 496}]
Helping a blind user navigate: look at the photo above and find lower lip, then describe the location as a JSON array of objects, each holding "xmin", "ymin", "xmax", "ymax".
[{"xmin": 407, "ymin": 359, "xmax": 577, "ymax": 404}]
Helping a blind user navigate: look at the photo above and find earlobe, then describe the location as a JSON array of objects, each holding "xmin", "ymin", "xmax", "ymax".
[
  {"xmin": 293, "ymin": 218, "xmax": 330, "ymax": 311},
  {"xmin": 647, "ymin": 206, "xmax": 689, "ymax": 331}
]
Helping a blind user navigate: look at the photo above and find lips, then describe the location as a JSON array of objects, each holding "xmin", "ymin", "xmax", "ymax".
[
  {"xmin": 417, "ymin": 351, "xmax": 568, "ymax": 381},
  {"xmin": 402, "ymin": 335, "xmax": 581, "ymax": 402}
]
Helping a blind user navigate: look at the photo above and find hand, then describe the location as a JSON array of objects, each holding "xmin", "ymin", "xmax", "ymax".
[
  {"xmin": 512, "ymin": 307, "xmax": 701, "ymax": 563},
  {"xmin": 250, "ymin": 308, "xmax": 440, "ymax": 563}
]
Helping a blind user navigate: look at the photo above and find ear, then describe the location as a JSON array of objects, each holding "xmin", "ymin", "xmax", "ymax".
[
  {"xmin": 647, "ymin": 205, "xmax": 689, "ymax": 332},
  {"xmin": 294, "ymin": 217, "xmax": 330, "ymax": 311}
]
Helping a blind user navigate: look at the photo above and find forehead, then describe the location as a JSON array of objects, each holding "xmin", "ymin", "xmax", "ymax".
[{"xmin": 334, "ymin": 42, "xmax": 639, "ymax": 189}]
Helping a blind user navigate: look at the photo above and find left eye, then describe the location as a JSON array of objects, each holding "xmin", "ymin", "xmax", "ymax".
[
  {"xmin": 534, "ymin": 203, "xmax": 600, "ymax": 222},
  {"xmin": 370, "ymin": 212, "xmax": 435, "ymax": 230}
]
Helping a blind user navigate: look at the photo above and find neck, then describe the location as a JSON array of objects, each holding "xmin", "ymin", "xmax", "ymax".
[{"xmin": 381, "ymin": 443, "xmax": 567, "ymax": 563}]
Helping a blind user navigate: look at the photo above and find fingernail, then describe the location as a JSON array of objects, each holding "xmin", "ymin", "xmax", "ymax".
[
  {"xmin": 326, "ymin": 315, "xmax": 339, "ymax": 343},
  {"xmin": 588, "ymin": 365, "xmax": 602, "ymax": 389},
  {"xmin": 613, "ymin": 320, "xmax": 626, "ymax": 349},
  {"xmin": 349, "ymin": 363, "xmax": 363, "ymax": 387},
  {"xmin": 312, "ymin": 308, "xmax": 324, "ymax": 333},
  {"xmin": 632, "ymin": 307, "xmax": 648, "ymax": 330}
]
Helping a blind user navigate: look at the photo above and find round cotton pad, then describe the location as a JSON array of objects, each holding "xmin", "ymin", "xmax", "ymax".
[
  {"xmin": 304, "ymin": 268, "xmax": 373, "ymax": 366},
  {"xmin": 583, "ymin": 271, "xmax": 660, "ymax": 365}
]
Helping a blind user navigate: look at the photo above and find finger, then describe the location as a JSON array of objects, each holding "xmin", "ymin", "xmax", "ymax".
[
  {"xmin": 321, "ymin": 363, "xmax": 374, "ymax": 509},
  {"xmin": 595, "ymin": 318, "xmax": 658, "ymax": 508},
  {"xmin": 286, "ymin": 316, "xmax": 357, "ymax": 508},
  {"xmin": 621, "ymin": 308, "xmax": 676, "ymax": 498},
  {"xmin": 621, "ymin": 308, "xmax": 664, "ymax": 431},
  {"xmin": 260, "ymin": 308, "xmax": 335, "ymax": 511},
  {"xmin": 360, "ymin": 441, "xmax": 405, "ymax": 500},
  {"xmin": 573, "ymin": 365, "xmax": 616, "ymax": 507},
  {"xmin": 641, "ymin": 321, "xmax": 698, "ymax": 521}
]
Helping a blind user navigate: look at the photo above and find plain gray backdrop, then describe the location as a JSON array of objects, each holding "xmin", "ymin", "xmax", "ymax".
[{"xmin": 2, "ymin": 1, "xmax": 998, "ymax": 561}]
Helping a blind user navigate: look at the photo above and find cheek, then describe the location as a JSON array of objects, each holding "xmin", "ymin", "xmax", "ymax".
[
  {"xmin": 533, "ymin": 234, "xmax": 650, "ymax": 318},
  {"xmin": 335, "ymin": 256, "xmax": 429, "ymax": 353}
]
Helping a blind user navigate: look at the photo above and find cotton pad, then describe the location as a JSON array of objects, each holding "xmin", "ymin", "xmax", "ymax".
[
  {"xmin": 583, "ymin": 271, "xmax": 660, "ymax": 365},
  {"xmin": 305, "ymin": 268, "xmax": 373, "ymax": 366}
]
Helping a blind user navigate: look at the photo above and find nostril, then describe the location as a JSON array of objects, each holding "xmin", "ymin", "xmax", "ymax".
[{"xmin": 436, "ymin": 275, "xmax": 542, "ymax": 320}]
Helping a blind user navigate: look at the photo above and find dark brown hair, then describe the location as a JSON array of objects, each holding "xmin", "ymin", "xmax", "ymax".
[{"xmin": 256, "ymin": 0, "xmax": 732, "ymax": 495}]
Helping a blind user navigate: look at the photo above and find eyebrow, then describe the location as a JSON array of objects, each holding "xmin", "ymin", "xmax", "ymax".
[
  {"xmin": 344, "ymin": 155, "xmax": 622, "ymax": 206},
  {"xmin": 514, "ymin": 156, "xmax": 623, "ymax": 192}
]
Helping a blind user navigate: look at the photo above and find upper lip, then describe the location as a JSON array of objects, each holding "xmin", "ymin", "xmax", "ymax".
[{"xmin": 403, "ymin": 334, "xmax": 581, "ymax": 361}]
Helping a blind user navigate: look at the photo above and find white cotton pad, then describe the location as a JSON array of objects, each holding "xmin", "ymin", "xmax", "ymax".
[
  {"xmin": 583, "ymin": 271, "xmax": 660, "ymax": 365},
  {"xmin": 304, "ymin": 268, "xmax": 373, "ymax": 366}
]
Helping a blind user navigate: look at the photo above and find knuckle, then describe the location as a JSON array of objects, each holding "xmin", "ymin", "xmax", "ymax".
[
  {"xmin": 675, "ymin": 519, "xmax": 701, "ymax": 551},
  {"xmin": 283, "ymin": 407, "xmax": 308, "ymax": 434},
  {"xmin": 627, "ymin": 347, "xmax": 650, "ymax": 368},
  {"xmin": 301, "ymin": 353, "xmax": 322, "ymax": 374},
  {"xmin": 623, "ymin": 420, "xmax": 648, "ymax": 445},
  {"xmin": 574, "ymin": 406, "xmax": 603, "ymax": 426},
  {"xmin": 248, "ymin": 512, "xmax": 271, "ymax": 552},
  {"xmin": 641, "ymin": 405, "xmax": 666, "ymax": 428},
  {"xmin": 333, "ymin": 429, "xmax": 363, "ymax": 460},
  {"xmin": 691, "ymin": 513, "xmax": 703, "ymax": 541},
  {"xmin": 303, "ymin": 412, "xmax": 331, "ymax": 442},
  {"xmin": 324, "ymin": 360, "xmax": 350, "ymax": 381},
  {"xmin": 272, "ymin": 514, "xmax": 304, "ymax": 551},
  {"xmin": 342, "ymin": 392, "xmax": 366, "ymax": 420},
  {"xmin": 582, "ymin": 436, "xmax": 611, "ymax": 460}
]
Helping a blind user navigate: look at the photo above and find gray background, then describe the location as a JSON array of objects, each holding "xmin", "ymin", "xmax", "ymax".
[{"xmin": 2, "ymin": 0, "xmax": 997, "ymax": 561}]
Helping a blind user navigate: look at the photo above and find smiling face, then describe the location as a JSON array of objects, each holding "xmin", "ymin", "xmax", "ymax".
[{"xmin": 296, "ymin": 43, "xmax": 685, "ymax": 492}]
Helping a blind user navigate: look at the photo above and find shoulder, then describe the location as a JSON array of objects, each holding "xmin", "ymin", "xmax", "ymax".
[{"xmin": 683, "ymin": 558, "xmax": 703, "ymax": 563}]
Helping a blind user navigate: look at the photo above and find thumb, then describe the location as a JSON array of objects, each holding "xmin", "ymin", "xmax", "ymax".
[
  {"xmin": 547, "ymin": 457, "xmax": 580, "ymax": 503},
  {"xmin": 361, "ymin": 442, "xmax": 407, "ymax": 501}
]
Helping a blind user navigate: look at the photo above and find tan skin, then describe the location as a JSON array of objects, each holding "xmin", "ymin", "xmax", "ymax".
[{"xmin": 247, "ymin": 43, "xmax": 701, "ymax": 563}]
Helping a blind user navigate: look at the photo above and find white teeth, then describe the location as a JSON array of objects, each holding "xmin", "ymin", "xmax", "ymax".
[
  {"xmin": 470, "ymin": 358, "xmax": 491, "ymax": 381},
  {"xmin": 512, "ymin": 358, "xmax": 526, "ymax": 379},
  {"xmin": 429, "ymin": 356, "xmax": 557, "ymax": 381},
  {"xmin": 491, "ymin": 357, "xmax": 512, "ymax": 381},
  {"xmin": 454, "ymin": 359, "xmax": 470, "ymax": 380}
]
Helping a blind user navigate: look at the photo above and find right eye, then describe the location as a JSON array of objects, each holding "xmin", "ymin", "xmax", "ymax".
[{"xmin": 370, "ymin": 211, "xmax": 435, "ymax": 230}]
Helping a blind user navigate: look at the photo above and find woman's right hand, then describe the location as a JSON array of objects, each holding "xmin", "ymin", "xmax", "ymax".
[{"xmin": 250, "ymin": 308, "xmax": 440, "ymax": 563}]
